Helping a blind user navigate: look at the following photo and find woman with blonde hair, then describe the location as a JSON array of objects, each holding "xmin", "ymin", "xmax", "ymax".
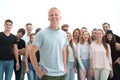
[
  {"xmin": 77, "ymin": 31, "xmax": 91, "ymax": 80},
  {"xmin": 90, "ymin": 29, "xmax": 113, "ymax": 80}
]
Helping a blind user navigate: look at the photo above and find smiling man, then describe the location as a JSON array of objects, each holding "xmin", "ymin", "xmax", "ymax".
[{"xmin": 30, "ymin": 7, "xmax": 68, "ymax": 80}]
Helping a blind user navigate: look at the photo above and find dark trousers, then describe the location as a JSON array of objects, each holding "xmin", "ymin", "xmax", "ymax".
[
  {"xmin": 14, "ymin": 60, "xmax": 21, "ymax": 80},
  {"xmin": 41, "ymin": 74, "xmax": 66, "ymax": 80},
  {"xmin": 108, "ymin": 63, "xmax": 120, "ymax": 80},
  {"xmin": 76, "ymin": 59, "xmax": 80, "ymax": 80}
]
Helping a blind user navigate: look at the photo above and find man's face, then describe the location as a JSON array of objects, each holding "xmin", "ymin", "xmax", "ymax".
[
  {"xmin": 48, "ymin": 9, "xmax": 61, "ymax": 25},
  {"xmin": 4, "ymin": 22, "xmax": 13, "ymax": 31},
  {"xmin": 92, "ymin": 30, "xmax": 96, "ymax": 40},
  {"xmin": 102, "ymin": 24, "xmax": 110, "ymax": 33},
  {"xmin": 17, "ymin": 32, "xmax": 24, "ymax": 39},
  {"xmin": 26, "ymin": 25, "xmax": 32, "ymax": 33},
  {"xmin": 62, "ymin": 27, "xmax": 68, "ymax": 32}
]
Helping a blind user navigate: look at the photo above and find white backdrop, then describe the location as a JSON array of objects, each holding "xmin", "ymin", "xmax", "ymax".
[
  {"xmin": 0, "ymin": 0, "xmax": 120, "ymax": 80},
  {"xmin": 0, "ymin": 0, "xmax": 120, "ymax": 36}
]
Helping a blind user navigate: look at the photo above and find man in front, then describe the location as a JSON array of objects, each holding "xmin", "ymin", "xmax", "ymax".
[{"xmin": 30, "ymin": 7, "xmax": 68, "ymax": 80}]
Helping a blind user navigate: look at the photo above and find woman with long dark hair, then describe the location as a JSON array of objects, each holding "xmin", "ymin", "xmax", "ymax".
[{"xmin": 105, "ymin": 30, "xmax": 120, "ymax": 80}]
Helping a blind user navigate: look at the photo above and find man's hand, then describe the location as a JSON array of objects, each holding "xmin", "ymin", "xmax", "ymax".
[{"xmin": 16, "ymin": 62, "xmax": 20, "ymax": 71}]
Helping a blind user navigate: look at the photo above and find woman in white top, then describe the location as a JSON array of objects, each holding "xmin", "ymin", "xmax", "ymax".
[
  {"xmin": 66, "ymin": 32, "xmax": 76, "ymax": 80},
  {"xmin": 72, "ymin": 28, "xmax": 81, "ymax": 80},
  {"xmin": 90, "ymin": 29, "xmax": 113, "ymax": 80},
  {"xmin": 77, "ymin": 31, "xmax": 91, "ymax": 80}
]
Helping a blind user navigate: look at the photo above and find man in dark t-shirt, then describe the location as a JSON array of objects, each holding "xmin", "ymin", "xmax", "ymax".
[
  {"xmin": 0, "ymin": 19, "xmax": 20, "ymax": 80},
  {"xmin": 14, "ymin": 28, "xmax": 26, "ymax": 80}
]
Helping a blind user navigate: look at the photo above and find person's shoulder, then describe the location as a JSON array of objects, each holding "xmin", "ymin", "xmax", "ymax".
[
  {"xmin": 58, "ymin": 29, "xmax": 67, "ymax": 35},
  {"xmin": 0, "ymin": 32, "xmax": 3, "ymax": 37},
  {"xmin": 114, "ymin": 34, "xmax": 120, "ymax": 43},
  {"xmin": 20, "ymin": 38, "xmax": 25, "ymax": 43},
  {"xmin": 90, "ymin": 41, "xmax": 96, "ymax": 46},
  {"xmin": 0, "ymin": 32, "xmax": 3, "ymax": 35},
  {"xmin": 38, "ymin": 27, "xmax": 48, "ymax": 34},
  {"xmin": 106, "ymin": 43, "xmax": 110, "ymax": 47},
  {"xmin": 10, "ymin": 33, "xmax": 16, "ymax": 37}
]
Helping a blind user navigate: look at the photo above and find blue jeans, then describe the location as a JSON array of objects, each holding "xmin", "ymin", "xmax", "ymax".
[
  {"xmin": 0, "ymin": 60, "xmax": 14, "ymax": 80},
  {"xmin": 81, "ymin": 59, "xmax": 94, "ymax": 80},
  {"xmin": 66, "ymin": 62, "xmax": 75, "ymax": 80},
  {"xmin": 27, "ymin": 63, "xmax": 39, "ymax": 80}
]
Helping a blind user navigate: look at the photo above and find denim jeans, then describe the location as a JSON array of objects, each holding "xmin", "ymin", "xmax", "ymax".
[
  {"xmin": 20, "ymin": 61, "xmax": 26, "ymax": 80},
  {"xmin": 0, "ymin": 60, "xmax": 14, "ymax": 80},
  {"xmin": 66, "ymin": 62, "xmax": 75, "ymax": 80},
  {"xmin": 81, "ymin": 59, "xmax": 90, "ymax": 79},
  {"xmin": 27, "ymin": 63, "xmax": 39, "ymax": 80}
]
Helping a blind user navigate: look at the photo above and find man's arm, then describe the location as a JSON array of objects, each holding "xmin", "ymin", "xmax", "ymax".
[
  {"xmin": 115, "ymin": 34, "xmax": 120, "ymax": 43},
  {"xmin": 14, "ymin": 44, "xmax": 20, "ymax": 71},
  {"xmin": 30, "ymin": 45, "xmax": 46, "ymax": 78},
  {"xmin": 62, "ymin": 46, "xmax": 68, "ymax": 74},
  {"xmin": 18, "ymin": 48, "xmax": 25, "ymax": 55},
  {"xmin": 25, "ymin": 46, "xmax": 29, "ymax": 73}
]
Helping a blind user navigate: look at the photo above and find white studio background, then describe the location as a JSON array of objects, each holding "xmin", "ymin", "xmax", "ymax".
[
  {"xmin": 0, "ymin": 0, "xmax": 120, "ymax": 35},
  {"xmin": 0, "ymin": 0, "xmax": 120, "ymax": 80}
]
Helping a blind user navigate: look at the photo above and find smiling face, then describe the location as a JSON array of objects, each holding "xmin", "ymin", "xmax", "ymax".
[
  {"xmin": 48, "ymin": 7, "xmax": 61, "ymax": 26},
  {"xmin": 102, "ymin": 23, "xmax": 110, "ymax": 33},
  {"xmin": 91, "ymin": 29, "xmax": 97, "ymax": 41},
  {"xmin": 73, "ymin": 29, "xmax": 80, "ymax": 39},
  {"xmin": 82, "ymin": 31, "xmax": 89, "ymax": 41},
  {"xmin": 106, "ymin": 33, "xmax": 113, "ymax": 41},
  {"xmin": 96, "ymin": 29, "xmax": 104, "ymax": 41},
  {"xmin": 26, "ymin": 24, "xmax": 33, "ymax": 34}
]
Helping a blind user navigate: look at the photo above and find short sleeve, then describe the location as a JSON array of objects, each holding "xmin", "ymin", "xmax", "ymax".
[
  {"xmin": 13, "ymin": 35, "xmax": 17, "ymax": 44},
  {"xmin": 32, "ymin": 31, "xmax": 42, "ymax": 49}
]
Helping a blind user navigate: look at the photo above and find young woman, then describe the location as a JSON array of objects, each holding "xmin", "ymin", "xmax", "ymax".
[
  {"xmin": 25, "ymin": 33, "xmax": 40, "ymax": 80},
  {"xmin": 77, "ymin": 31, "xmax": 91, "ymax": 80},
  {"xmin": 90, "ymin": 29, "xmax": 113, "ymax": 80},
  {"xmin": 66, "ymin": 32, "xmax": 76, "ymax": 80},
  {"xmin": 72, "ymin": 28, "xmax": 81, "ymax": 80},
  {"xmin": 105, "ymin": 30, "xmax": 120, "ymax": 80}
]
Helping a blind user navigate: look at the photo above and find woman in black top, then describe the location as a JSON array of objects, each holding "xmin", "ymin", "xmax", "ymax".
[
  {"xmin": 105, "ymin": 30, "xmax": 120, "ymax": 80},
  {"xmin": 25, "ymin": 33, "xmax": 40, "ymax": 80}
]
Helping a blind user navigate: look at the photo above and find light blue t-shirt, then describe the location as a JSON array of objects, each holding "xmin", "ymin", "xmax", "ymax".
[
  {"xmin": 32, "ymin": 27, "xmax": 68, "ymax": 76},
  {"xmin": 68, "ymin": 43, "xmax": 74, "ymax": 62}
]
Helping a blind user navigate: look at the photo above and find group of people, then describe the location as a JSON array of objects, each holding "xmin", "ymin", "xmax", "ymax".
[
  {"xmin": 61, "ymin": 23, "xmax": 120, "ymax": 80},
  {"xmin": 0, "ymin": 7, "xmax": 120, "ymax": 80}
]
